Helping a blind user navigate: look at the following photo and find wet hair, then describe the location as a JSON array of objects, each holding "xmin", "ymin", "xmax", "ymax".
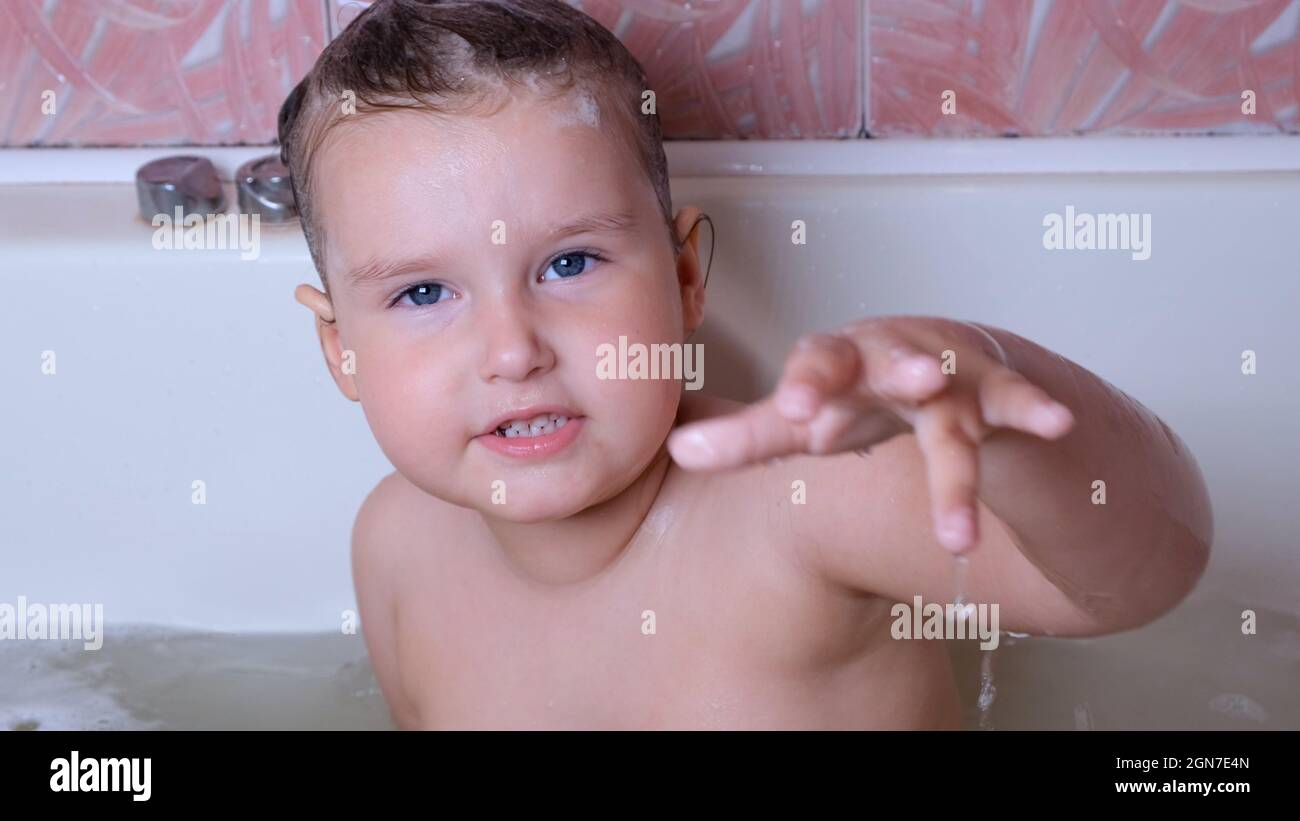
[{"xmin": 276, "ymin": 0, "xmax": 676, "ymax": 289}]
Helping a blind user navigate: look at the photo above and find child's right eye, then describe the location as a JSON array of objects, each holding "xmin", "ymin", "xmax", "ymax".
[{"xmin": 391, "ymin": 281, "xmax": 451, "ymax": 308}]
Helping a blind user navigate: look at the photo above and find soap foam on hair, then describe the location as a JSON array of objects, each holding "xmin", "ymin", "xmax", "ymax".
[{"xmin": 551, "ymin": 88, "xmax": 600, "ymax": 128}]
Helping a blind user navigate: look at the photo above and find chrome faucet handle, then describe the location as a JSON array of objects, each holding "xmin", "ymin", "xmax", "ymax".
[
  {"xmin": 135, "ymin": 155, "xmax": 226, "ymax": 221},
  {"xmin": 236, "ymin": 154, "xmax": 297, "ymax": 223}
]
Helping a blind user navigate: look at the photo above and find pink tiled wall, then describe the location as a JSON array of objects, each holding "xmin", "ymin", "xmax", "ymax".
[
  {"xmin": 1, "ymin": 0, "xmax": 1296, "ymax": 145},
  {"xmin": 577, "ymin": 0, "xmax": 863, "ymax": 138},
  {"xmin": 870, "ymin": 0, "xmax": 1300, "ymax": 136},
  {"xmin": 0, "ymin": 0, "xmax": 330, "ymax": 145}
]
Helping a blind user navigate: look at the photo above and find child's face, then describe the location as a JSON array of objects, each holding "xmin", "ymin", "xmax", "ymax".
[{"xmin": 310, "ymin": 89, "xmax": 700, "ymax": 520}]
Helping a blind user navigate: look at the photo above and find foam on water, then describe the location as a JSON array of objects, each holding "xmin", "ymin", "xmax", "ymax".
[
  {"xmin": 0, "ymin": 626, "xmax": 393, "ymax": 731},
  {"xmin": 1208, "ymin": 692, "xmax": 1269, "ymax": 724},
  {"xmin": 0, "ymin": 635, "xmax": 160, "ymax": 731}
]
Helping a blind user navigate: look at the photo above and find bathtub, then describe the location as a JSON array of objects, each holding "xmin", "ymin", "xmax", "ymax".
[{"xmin": 1, "ymin": 138, "xmax": 1297, "ymax": 730}]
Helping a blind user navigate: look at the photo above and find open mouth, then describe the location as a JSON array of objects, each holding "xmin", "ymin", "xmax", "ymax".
[{"xmin": 492, "ymin": 412, "xmax": 573, "ymax": 439}]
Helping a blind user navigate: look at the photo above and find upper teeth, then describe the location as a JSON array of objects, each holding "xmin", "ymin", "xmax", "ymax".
[{"xmin": 497, "ymin": 413, "xmax": 569, "ymax": 438}]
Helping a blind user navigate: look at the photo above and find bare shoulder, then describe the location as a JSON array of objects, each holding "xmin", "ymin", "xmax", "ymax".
[
  {"xmin": 353, "ymin": 473, "xmax": 418, "ymax": 583},
  {"xmin": 353, "ymin": 471, "xmax": 467, "ymax": 561},
  {"xmin": 351, "ymin": 470, "xmax": 462, "ymax": 729}
]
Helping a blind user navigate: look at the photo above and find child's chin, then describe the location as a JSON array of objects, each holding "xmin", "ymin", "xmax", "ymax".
[{"xmin": 480, "ymin": 498, "xmax": 587, "ymax": 523}]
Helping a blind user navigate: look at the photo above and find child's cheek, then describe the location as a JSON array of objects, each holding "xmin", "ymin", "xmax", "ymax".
[{"xmin": 354, "ymin": 346, "xmax": 462, "ymax": 477}]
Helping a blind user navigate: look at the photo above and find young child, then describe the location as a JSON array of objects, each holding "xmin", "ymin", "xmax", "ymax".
[{"xmin": 281, "ymin": 0, "xmax": 1213, "ymax": 729}]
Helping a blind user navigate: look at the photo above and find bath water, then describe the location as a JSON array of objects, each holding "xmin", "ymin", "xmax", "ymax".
[{"xmin": 3, "ymin": 593, "xmax": 1294, "ymax": 730}]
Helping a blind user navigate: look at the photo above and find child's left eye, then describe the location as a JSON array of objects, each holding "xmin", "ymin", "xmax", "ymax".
[{"xmin": 541, "ymin": 250, "xmax": 605, "ymax": 282}]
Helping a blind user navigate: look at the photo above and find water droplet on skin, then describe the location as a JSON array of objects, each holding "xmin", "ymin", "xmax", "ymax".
[
  {"xmin": 951, "ymin": 555, "xmax": 969, "ymax": 608},
  {"xmin": 953, "ymin": 554, "xmax": 999, "ymax": 730},
  {"xmin": 977, "ymin": 651, "xmax": 997, "ymax": 729}
]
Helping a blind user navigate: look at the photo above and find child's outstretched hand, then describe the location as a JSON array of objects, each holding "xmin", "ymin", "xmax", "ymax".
[{"xmin": 666, "ymin": 316, "xmax": 1076, "ymax": 553}]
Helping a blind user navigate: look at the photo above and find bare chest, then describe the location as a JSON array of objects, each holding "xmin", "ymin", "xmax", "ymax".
[{"xmin": 392, "ymin": 481, "xmax": 886, "ymax": 729}]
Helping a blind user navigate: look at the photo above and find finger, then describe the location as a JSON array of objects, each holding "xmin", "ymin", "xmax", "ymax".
[
  {"xmin": 667, "ymin": 397, "xmax": 806, "ymax": 470},
  {"xmin": 773, "ymin": 333, "xmax": 861, "ymax": 421},
  {"xmin": 978, "ymin": 368, "xmax": 1075, "ymax": 439},
  {"xmin": 913, "ymin": 409, "xmax": 982, "ymax": 554},
  {"xmin": 860, "ymin": 339, "xmax": 948, "ymax": 404}
]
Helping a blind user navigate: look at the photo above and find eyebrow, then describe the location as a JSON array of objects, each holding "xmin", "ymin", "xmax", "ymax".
[
  {"xmin": 547, "ymin": 209, "xmax": 640, "ymax": 241},
  {"xmin": 341, "ymin": 209, "xmax": 641, "ymax": 288}
]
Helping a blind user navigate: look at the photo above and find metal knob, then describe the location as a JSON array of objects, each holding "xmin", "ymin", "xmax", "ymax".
[
  {"xmin": 135, "ymin": 155, "xmax": 226, "ymax": 221},
  {"xmin": 236, "ymin": 154, "xmax": 297, "ymax": 223}
]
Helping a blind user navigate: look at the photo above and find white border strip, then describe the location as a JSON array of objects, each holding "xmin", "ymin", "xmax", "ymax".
[{"xmin": 0, "ymin": 137, "xmax": 1297, "ymax": 184}]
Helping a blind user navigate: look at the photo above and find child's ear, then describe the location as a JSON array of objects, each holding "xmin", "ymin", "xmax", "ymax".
[
  {"xmin": 294, "ymin": 283, "xmax": 360, "ymax": 402},
  {"xmin": 672, "ymin": 205, "xmax": 707, "ymax": 339}
]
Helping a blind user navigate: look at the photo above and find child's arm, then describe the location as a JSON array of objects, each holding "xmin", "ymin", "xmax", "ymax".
[
  {"xmin": 667, "ymin": 316, "xmax": 1212, "ymax": 637},
  {"xmin": 353, "ymin": 473, "xmax": 423, "ymax": 729}
]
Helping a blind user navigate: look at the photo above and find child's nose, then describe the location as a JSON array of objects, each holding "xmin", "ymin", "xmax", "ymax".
[{"xmin": 477, "ymin": 294, "xmax": 555, "ymax": 383}]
